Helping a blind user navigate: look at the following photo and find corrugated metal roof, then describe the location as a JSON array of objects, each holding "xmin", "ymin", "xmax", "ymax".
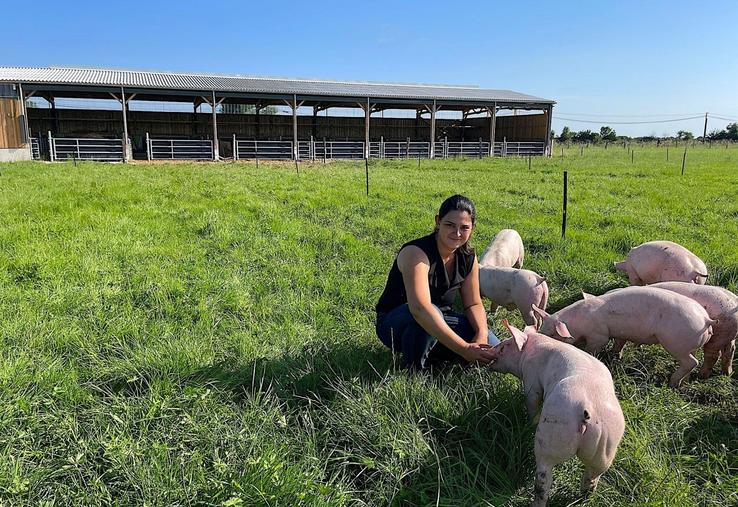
[{"xmin": 0, "ymin": 66, "xmax": 554, "ymax": 104}]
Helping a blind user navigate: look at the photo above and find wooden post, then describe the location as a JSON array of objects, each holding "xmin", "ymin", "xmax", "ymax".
[
  {"xmin": 380, "ymin": 135, "xmax": 384, "ymax": 159},
  {"xmin": 681, "ymin": 148, "xmax": 687, "ymax": 175},
  {"xmin": 562, "ymin": 171, "xmax": 568, "ymax": 238},
  {"xmin": 211, "ymin": 91, "xmax": 220, "ymax": 161},
  {"xmin": 478, "ymin": 137, "xmax": 483, "ymax": 159},
  {"xmin": 292, "ymin": 94, "xmax": 298, "ymax": 161},
  {"xmin": 323, "ymin": 137, "xmax": 327, "ymax": 163},
  {"xmin": 48, "ymin": 130, "xmax": 55, "ymax": 161},
  {"xmin": 233, "ymin": 134, "xmax": 238, "ymax": 160},
  {"xmin": 545, "ymin": 104, "xmax": 553, "ymax": 157},
  {"xmin": 702, "ymin": 112, "xmax": 708, "ymax": 142},
  {"xmin": 430, "ymin": 100, "xmax": 437, "ymax": 158},
  {"xmin": 146, "ymin": 132, "xmax": 151, "ymax": 160},
  {"xmin": 406, "ymin": 137, "xmax": 410, "ymax": 159},
  {"xmin": 489, "ymin": 103, "xmax": 497, "ymax": 157},
  {"xmin": 364, "ymin": 97, "xmax": 370, "ymax": 160},
  {"xmin": 666, "ymin": 147, "xmax": 669, "ymax": 162},
  {"xmin": 121, "ymin": 87, "xmax": 129, "ymax": 163},
  {"xmin": 444, "ymin": 136, "xmax": 448, "ymax": 159},
  {"xmin": 528, "ymin": 155, "xmax": 531, "ymax": 171},
  {"xmin": 631, "ymin": 150, "xmax": 634, "ymax": 164},
  {"xmin": 365, "ymin": 157, "xmax": 369, "ymax": 195}
]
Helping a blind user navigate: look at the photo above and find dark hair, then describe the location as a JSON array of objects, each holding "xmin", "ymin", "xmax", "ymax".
[{"xmin": 435, "ymin": 194, "xmax": 476, "ymax": 254}]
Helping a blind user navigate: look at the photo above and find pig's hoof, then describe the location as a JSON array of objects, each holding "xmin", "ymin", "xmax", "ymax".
[{"xmin": 697, "ymin": 370, "xmax": 711, "ymax": 380}]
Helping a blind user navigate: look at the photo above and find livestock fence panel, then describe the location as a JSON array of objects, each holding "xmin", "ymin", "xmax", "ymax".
[
  {"xmin": 235, "ymin": 140, "xmax": 293, "ymax": 160},
  {"xmin": 313, "ymin": 141, "xmax": 365, "ymax": 160},
  {"xmin": 496, "ymin": 141, "xmax": 545, "ymax": 157},
  {"xmin": 50, "ymin": 135, "xmax": 124, "ymax": 162},
  {"xmin": 147, "ymin": 135, "xmax": 213, "ymax": 160},
  {"xmin": 30, "ymin": 137, "xmax": 40, "ymax": 160},
  {"xmin": 446, "ymin": 141, "xmax": 490, "ymax": 158}
]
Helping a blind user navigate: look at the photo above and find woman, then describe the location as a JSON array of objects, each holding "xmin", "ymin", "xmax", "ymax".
[{"xmin": 375, "ymin": 194, "xmax": 499, "ymax": 370}]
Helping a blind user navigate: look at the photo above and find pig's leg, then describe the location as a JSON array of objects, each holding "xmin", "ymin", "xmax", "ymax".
[
  {"xmin": 525, "ymin": 388, "xmax": 543, "ymax": 423},
  {"xmin": 532, "ymin": 461, "xmax": 554, "ymax": 507},
  {"xmin": 584, "ymin": 334, "xmax": 610, "ymax": 356},
  {"xmin": 669, "ymin": 354, "xmax": 699, "ymax": 388},
  {"xmin": 698, "ymin": 341, "xmax": 721, "ymax": 379},
  {"xmin": 611, "ymin": 339, "xmax": 627, "ymax": 358},
  {"xmin": 521, "ymin": 308, "xmax": 537, "ymax": 327},
  {"xmin": 721, "ymin": 340, "xmax": 735, "ymax": 376}
]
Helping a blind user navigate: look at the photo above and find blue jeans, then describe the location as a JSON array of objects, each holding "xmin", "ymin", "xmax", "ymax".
[{"xmin": 375, "ymin": 304, "xmax": 500, "ymax": 370}]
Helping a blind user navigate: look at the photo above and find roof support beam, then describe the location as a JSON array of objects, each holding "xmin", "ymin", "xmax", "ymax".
[
  {"xmin": 487, "ymin": 103, "xmax": 497, "ymax": 157},
  {"xmin": 545, "ymin": 104, "xmax": 553, "ymax": 157},
  {"xmin": 430, "ymin": 99, "xmax": 437, "ymax": 159}
]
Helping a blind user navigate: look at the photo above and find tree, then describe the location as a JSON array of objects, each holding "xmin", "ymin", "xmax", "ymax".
[
  {"xmin": 676, "ymin": 130, "xmax": 694, "ymax": 140},
  {"xmin": 599, "ymin": 126, "xmax": 617, "ymax": 141},
  {"xmin": 558, "ymin": 126, "xmax": 573, "ymax": 143}
]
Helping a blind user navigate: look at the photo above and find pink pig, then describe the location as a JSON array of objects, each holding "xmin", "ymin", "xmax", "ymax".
[
  {"xmin": 479, "ymin": 229, "xmax": 524, "ymax": 268},
  {"xmin": 488, "ymin": 320, "xmax": 625, "ymax": 507},
  {"xmin": 479, "ymin": 266, "xmax": 549, "ymax": 327},
  {"xmin": 650, "ymin": 282, "xmax": 737, "ymax": 378},
  {"xmin": 614, "ymin": 240, "xmax": 708, "ymax": 285},
  {"xmin": 533, "ymin": 286, "xmax": 716, "ymax": 387}
]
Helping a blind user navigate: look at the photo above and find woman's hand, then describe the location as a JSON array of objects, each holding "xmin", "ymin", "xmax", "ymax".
[{"xmin": 461, "ymin": 342, "xmax": 497, "ymax": 365}]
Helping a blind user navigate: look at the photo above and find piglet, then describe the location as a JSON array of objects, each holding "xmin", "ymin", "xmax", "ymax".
[
  {"xmin": 479, "ymin": 266, "xmax": 548, "ymax": 327},
  {"xmin": 650, "ymin": 282, "xmax": 737, "ymax": 378},
  {"xmin": 479, "ymin": 229, "xmax": 524, "ymax": 268},
  {"xmin": 488, "ymin": 320, "xmax": 625, "ymax": 507},
  {"xmin": 614, "ymin": 240, "xmax": 708, "ymax": 285},
  {"xmin": 533, "ymin": 286, "xmax": 716, "ymax": 387}
]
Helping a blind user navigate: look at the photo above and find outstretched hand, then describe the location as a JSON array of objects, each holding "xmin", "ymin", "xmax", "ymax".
[{"xmin": 462, "ymin": 342, "xmax": 498, "ymax": 365}]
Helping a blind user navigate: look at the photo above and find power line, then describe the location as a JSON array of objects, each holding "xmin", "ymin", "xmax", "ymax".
[
  {"xmin": 554, "ymin": 112, "xmax": 703, "ymax": 118},
  {"xmin": 711, "ymin": 114, "xmax": 738, "ymax": 122},
  {"xmin": 553, "ymin": 115, "xmax": 704, "ymax": 125}
]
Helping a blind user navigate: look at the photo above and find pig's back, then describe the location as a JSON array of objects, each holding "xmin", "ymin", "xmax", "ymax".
[
  {"xmin": 629, "ymin": 241, "xmax": 703, "ymax": 283},
  {"xmin": 599, "ymin": 286, "xmax": 710, "ymax": 339}
]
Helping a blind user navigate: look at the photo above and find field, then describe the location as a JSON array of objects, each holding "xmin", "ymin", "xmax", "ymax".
[{"xmin": 1, "ymin": 145, "xmax": 737, "ymax": 506}]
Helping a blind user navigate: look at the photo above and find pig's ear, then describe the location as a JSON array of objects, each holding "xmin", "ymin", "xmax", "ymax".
[
  {"xmin": 555, "ymin": 320, "xmax": 573, "ymax": 339},
  {"xmin": 502, "ymin": 319, "xmax": 528, "ymax": 350},
  {"xmin": 581, "ymin": 291, "xmax": 597, "ymax": 300},
  {"xmin": 531, "ymin": 304, "xmax": 549, "ymax": 319}
]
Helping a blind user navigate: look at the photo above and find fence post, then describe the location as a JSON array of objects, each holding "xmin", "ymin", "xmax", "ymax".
[
  {"xmin": 681, "ymin": 148, "xmax": 687, "ymax": 175},
  {"xmin": 380, "ymin": 136, "xmax": 384, "ymax": 159},
  {"xmin": 76, "ymin": 138, "xmax": 81, "ymax": 160},
  {"xmin": 444, "ymin": 136, "xmax": 448, "ymax": 159},
  {"xmin": 503, "ymin": 137, "xmax": 507, "ymax": 157},
  {"xmin": 479, "ymin": 137, "xmax": 483, "ymax": 159},
  {"xmin": 562, "ymin": 171, "xmax": 568, "ymax": 238},
  {"xmin": 323, "ymin": 137, "xmax": 327, "ymax": 163},
  {"xmin": 233, "ymin": 134, "xmax": 238, "ymax": 161},
  {"xmin": 146, "ymin": 132, "xmax": 151, "ymax": 160},
  {"xmin": 310, "ymin": 135, "xmax": 314, "ymax": 161},
  {"xmin": 170, "ymin": 140, "xmax": 174, "ymax": 160},
  {"xmin": 406, "ymin": 137, "xmax": 410, "ymax": 159}
]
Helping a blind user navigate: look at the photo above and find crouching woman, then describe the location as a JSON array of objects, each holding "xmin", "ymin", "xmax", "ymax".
[{"xmin": 375, "ymin": 194, "xmax": 499, "ymax": 370}]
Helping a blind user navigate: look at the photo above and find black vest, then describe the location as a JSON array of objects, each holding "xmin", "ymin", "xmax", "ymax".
[{"xmin": 375, "ymin": 233, "xmax": 475, "ymax": 315}]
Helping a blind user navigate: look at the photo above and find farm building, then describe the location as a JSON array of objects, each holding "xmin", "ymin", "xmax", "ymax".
[{"xmin": 0, "ymin": 66, "xmax": 555, "ymax": 162}]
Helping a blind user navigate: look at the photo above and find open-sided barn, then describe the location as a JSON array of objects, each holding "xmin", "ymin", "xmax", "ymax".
[{"xmin": 0, "ymin": 66, "xmax": 555, "ymax": 162}]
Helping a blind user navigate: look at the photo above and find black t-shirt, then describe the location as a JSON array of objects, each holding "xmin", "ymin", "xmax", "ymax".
[{"xmin": 375, "ymin": 233, "xmax": 475, "ymax": 315}]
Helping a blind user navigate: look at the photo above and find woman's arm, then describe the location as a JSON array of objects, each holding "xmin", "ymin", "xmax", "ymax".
[
  {"xmin": 398, "ymin": 246, "xmax": 494, "ymax": 363},
  {"xmin": 460, "ymin": 257, "xmax": 490, "ymax": 344}
]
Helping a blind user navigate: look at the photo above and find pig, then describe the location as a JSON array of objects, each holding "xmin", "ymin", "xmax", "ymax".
[
  {"xmin": 614, "ymin": 240, "xmax": 708, "ymax": 285},
  {"xmin": 650, "ymin": 282, "xmax": 738, "ymax": 378},
  {"xmin": 488, "ymin": 320, "xmax": 625, "ymax": 507},
  {"xmin": 479, "ymin": 229, "xmax": 524, "ymax": 268},
  {"xmin": 479, "ymin": 266, "xmax": 549, "ymax": 327},
  {"xmin": 532, "ymin": 286, "xmax": 716, "ymax": 387}
]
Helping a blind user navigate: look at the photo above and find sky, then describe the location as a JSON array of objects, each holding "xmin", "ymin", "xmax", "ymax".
[{"xmin": 3, "ymin": 0, "xmax": 738, "ymax": 137}]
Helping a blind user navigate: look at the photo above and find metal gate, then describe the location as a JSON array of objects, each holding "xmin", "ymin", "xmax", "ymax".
[
  {"xmin": 147, "ymin": 135, "xmax": 213, "ymax": 160},
  {"xmin": 50, "ymin": 136, "xmax": 124, "ymax": 162},
  {"xmin": 30, "ymin": 137, "xmax": 40, "ymax": 160},
  {"xmin": 235, "ymin": 140, "xmax": 293, "ymax": 160}
]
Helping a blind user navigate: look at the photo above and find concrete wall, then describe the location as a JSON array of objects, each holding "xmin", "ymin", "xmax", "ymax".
[{"xmin": 0, "ymin": 148, "xmax": 32, "ymax": 162}]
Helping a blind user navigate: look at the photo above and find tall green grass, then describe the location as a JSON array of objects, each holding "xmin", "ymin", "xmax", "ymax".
[{"xmin": 0, "ymin": 146, "xmax": 736, "ymax": 505}]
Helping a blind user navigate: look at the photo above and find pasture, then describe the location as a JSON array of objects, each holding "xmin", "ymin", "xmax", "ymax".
[{"xmin": 0, "ymin": 146, "xmax": 737, "ymax": 506}]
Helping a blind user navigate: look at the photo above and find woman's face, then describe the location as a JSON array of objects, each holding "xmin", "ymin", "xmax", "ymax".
[{"xmin": 435, "ymin": 210, "xmax": 474, "ymax": 252}]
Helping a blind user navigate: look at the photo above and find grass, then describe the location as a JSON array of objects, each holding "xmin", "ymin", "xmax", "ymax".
[{"xmin": 0, "ymin": 145, "xmax": 737, "ymax": 506}]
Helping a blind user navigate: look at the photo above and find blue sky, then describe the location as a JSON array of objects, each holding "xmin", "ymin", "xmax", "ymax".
[{"xmin": 4, "ymin": 0, "xmax": 737, "ymax": 136}]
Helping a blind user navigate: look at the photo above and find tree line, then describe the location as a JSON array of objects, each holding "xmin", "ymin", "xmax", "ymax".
[{"xmin": 555, "ymin": 123, "xmax": 738, "ymax": 143}]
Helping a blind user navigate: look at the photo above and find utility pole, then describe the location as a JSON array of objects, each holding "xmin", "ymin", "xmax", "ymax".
[{"xmin": 702, "ymin": 112, "xmax": 709, "ymax": 142}]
